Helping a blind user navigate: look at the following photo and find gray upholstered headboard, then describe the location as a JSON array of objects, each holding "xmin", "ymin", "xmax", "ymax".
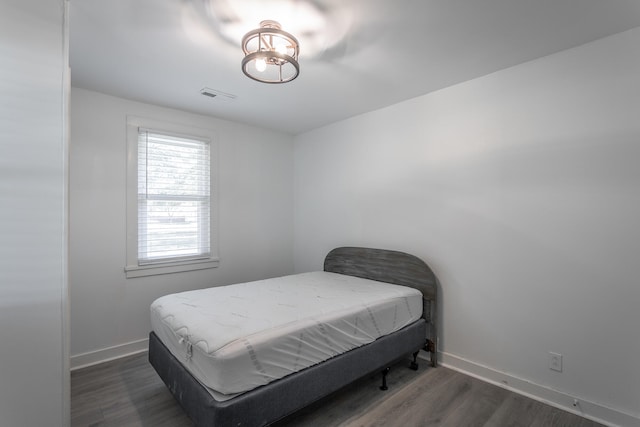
[
  {"xmin": 324, "ymin": 246, "xmax": 438, "ymax": 365},
  {"xmin": 324, "ymin": 246, "xmax": 436, "ymax": 301}
]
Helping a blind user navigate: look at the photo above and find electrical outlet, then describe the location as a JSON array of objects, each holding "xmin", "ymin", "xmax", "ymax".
[{"xmin": 549, "ymin": 352, "xmax": 562, "ymax": 372}]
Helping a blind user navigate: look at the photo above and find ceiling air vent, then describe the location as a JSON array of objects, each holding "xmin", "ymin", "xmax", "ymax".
[{"xmin": 200, "ymin": 87, "xmax": 237, "ymax": 102}]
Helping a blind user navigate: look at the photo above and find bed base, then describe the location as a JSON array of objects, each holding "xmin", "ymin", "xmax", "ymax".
[{"xmin": 149, "ymin": 319, "xmax": 427, "ymax": 427}]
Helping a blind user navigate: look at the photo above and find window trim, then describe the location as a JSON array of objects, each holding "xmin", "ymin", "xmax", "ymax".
[{"xmin": 125, "ymin": 116, "xmax": 218, "ymax": 278}]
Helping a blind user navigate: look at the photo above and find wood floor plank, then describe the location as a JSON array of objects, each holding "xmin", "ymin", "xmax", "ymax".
[
  {"xmin": 71, "ymin": 352, "xmax": 605, "ymax": 427},
  {"xmin": 349, "ymin": 370, "xmax": 472, "ymax": 427},
  {"xmin": 483, "ymin": 393, "xmax": 546, "ymax": 427},
  {"xmin": 529, "ymin": 403, "xmax": 603, "ymax": 427},
  {"xmin": 70, "ymin": 394, "xmax": 104, "ymax": 426},
  {"xmin": 437, "ymin": 376, "xmax": 510, "ymax": 427}
]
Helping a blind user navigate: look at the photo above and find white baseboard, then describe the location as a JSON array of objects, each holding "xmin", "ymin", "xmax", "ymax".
[
  {"xmin": 70, "ymin": 338, "xmax": 149, "ymax": 371},
  {"xmin": 437, "ymin": 351, "xmax": 640, "ymax": 427}
]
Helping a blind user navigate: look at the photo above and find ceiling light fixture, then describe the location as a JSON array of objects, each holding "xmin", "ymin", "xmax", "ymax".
[{"xmin": 241, "ymin": 20, "xmax": 300, "ymax": 84}]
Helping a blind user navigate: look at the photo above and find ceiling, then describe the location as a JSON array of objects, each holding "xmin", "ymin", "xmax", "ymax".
[{"xmin": 70, "ymin": 0, "xmax": 640, "ymax": 135}]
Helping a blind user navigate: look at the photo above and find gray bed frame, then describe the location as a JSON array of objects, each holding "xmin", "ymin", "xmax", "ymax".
[{"xmin": 149, "ymin": 247, "xmax": 437, "ymax": 426}]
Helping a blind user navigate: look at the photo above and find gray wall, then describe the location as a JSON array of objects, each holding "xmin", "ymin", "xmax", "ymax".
[
  {"xmin": 0, "ymin": 1, "xmax": 69, "ymax": 426},
  {"xmin": 293, "ymin": 28, "xmax": 640, "ymax": 426},
  {"xmin": 69, "ymin": 88, "xmax": 294, "ymax": 367}
]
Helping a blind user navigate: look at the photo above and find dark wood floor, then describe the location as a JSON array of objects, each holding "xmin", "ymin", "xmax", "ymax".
[{"xmin": 71, "ymin": 352, "xmax": 603, "ymax": 427}]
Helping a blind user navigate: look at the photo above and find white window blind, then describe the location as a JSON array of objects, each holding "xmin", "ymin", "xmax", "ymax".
[{"xmin": 137, "ymin": 129, "xmax": 210, "ymax": 265}]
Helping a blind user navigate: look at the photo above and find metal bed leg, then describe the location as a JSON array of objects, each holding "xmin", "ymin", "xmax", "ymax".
[
  {"xmin": 380, "ymin": 367, "xmax": 391, "ymax": 391},
  {"xmin": 409, "ymin": 351, "xmax": 419, "ymax": 371}
]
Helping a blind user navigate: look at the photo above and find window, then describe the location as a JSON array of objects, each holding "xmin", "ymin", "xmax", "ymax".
[{"xmin": 126, "ymin": 117, "xmax": 218, "ymax": 278}]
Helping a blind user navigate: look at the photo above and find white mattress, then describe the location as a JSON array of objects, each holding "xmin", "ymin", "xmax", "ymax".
[{"xmin": 150, "ymin": 271, "xmax": 423, "ymax": 398}]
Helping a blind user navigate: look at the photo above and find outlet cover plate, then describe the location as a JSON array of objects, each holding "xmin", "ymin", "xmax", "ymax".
[{"xmin": 549, "ymin": 352, "xmax": 563, "ymax": 372}]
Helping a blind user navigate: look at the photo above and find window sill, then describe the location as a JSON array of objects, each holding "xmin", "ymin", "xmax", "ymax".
[{"xmin": 125, "ymin": 258, "xmax": 219, "ymax": 278}]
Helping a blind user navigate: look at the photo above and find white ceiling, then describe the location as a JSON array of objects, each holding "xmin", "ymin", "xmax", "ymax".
[{"xmin": 70, "ymin": 0, "xmax": 640, "ymax": 135}]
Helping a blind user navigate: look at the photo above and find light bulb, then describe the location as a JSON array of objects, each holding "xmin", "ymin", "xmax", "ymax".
[
  {"xmin": 275, "ymin": 44, "xmax": 288, "ymax": 55},
  {"xmin": 255, "ymin": 57, "xmax": 266, "ymax": 72}
]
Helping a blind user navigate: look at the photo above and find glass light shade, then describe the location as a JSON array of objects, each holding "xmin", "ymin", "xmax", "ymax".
[{"xmin": 255, "ymin": 57, "xmax": 267, "ymax": 72}]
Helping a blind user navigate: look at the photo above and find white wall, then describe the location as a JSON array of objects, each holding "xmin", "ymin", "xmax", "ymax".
[
  {"xmin": 70, "ymin": 88, "xmax": 294, "ymax": 366},
  {"xmin": 294, "ymin": 28, "xmax": 640, "ymax": 426},
  {"xmin": 0, "ymin": 1, "xmax": 69, "ymax": 426}
]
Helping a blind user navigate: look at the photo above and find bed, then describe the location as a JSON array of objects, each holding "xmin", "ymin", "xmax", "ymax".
[{"xmin": 148, "ymin": 246, "xmax": 437, "ymax": 426}]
